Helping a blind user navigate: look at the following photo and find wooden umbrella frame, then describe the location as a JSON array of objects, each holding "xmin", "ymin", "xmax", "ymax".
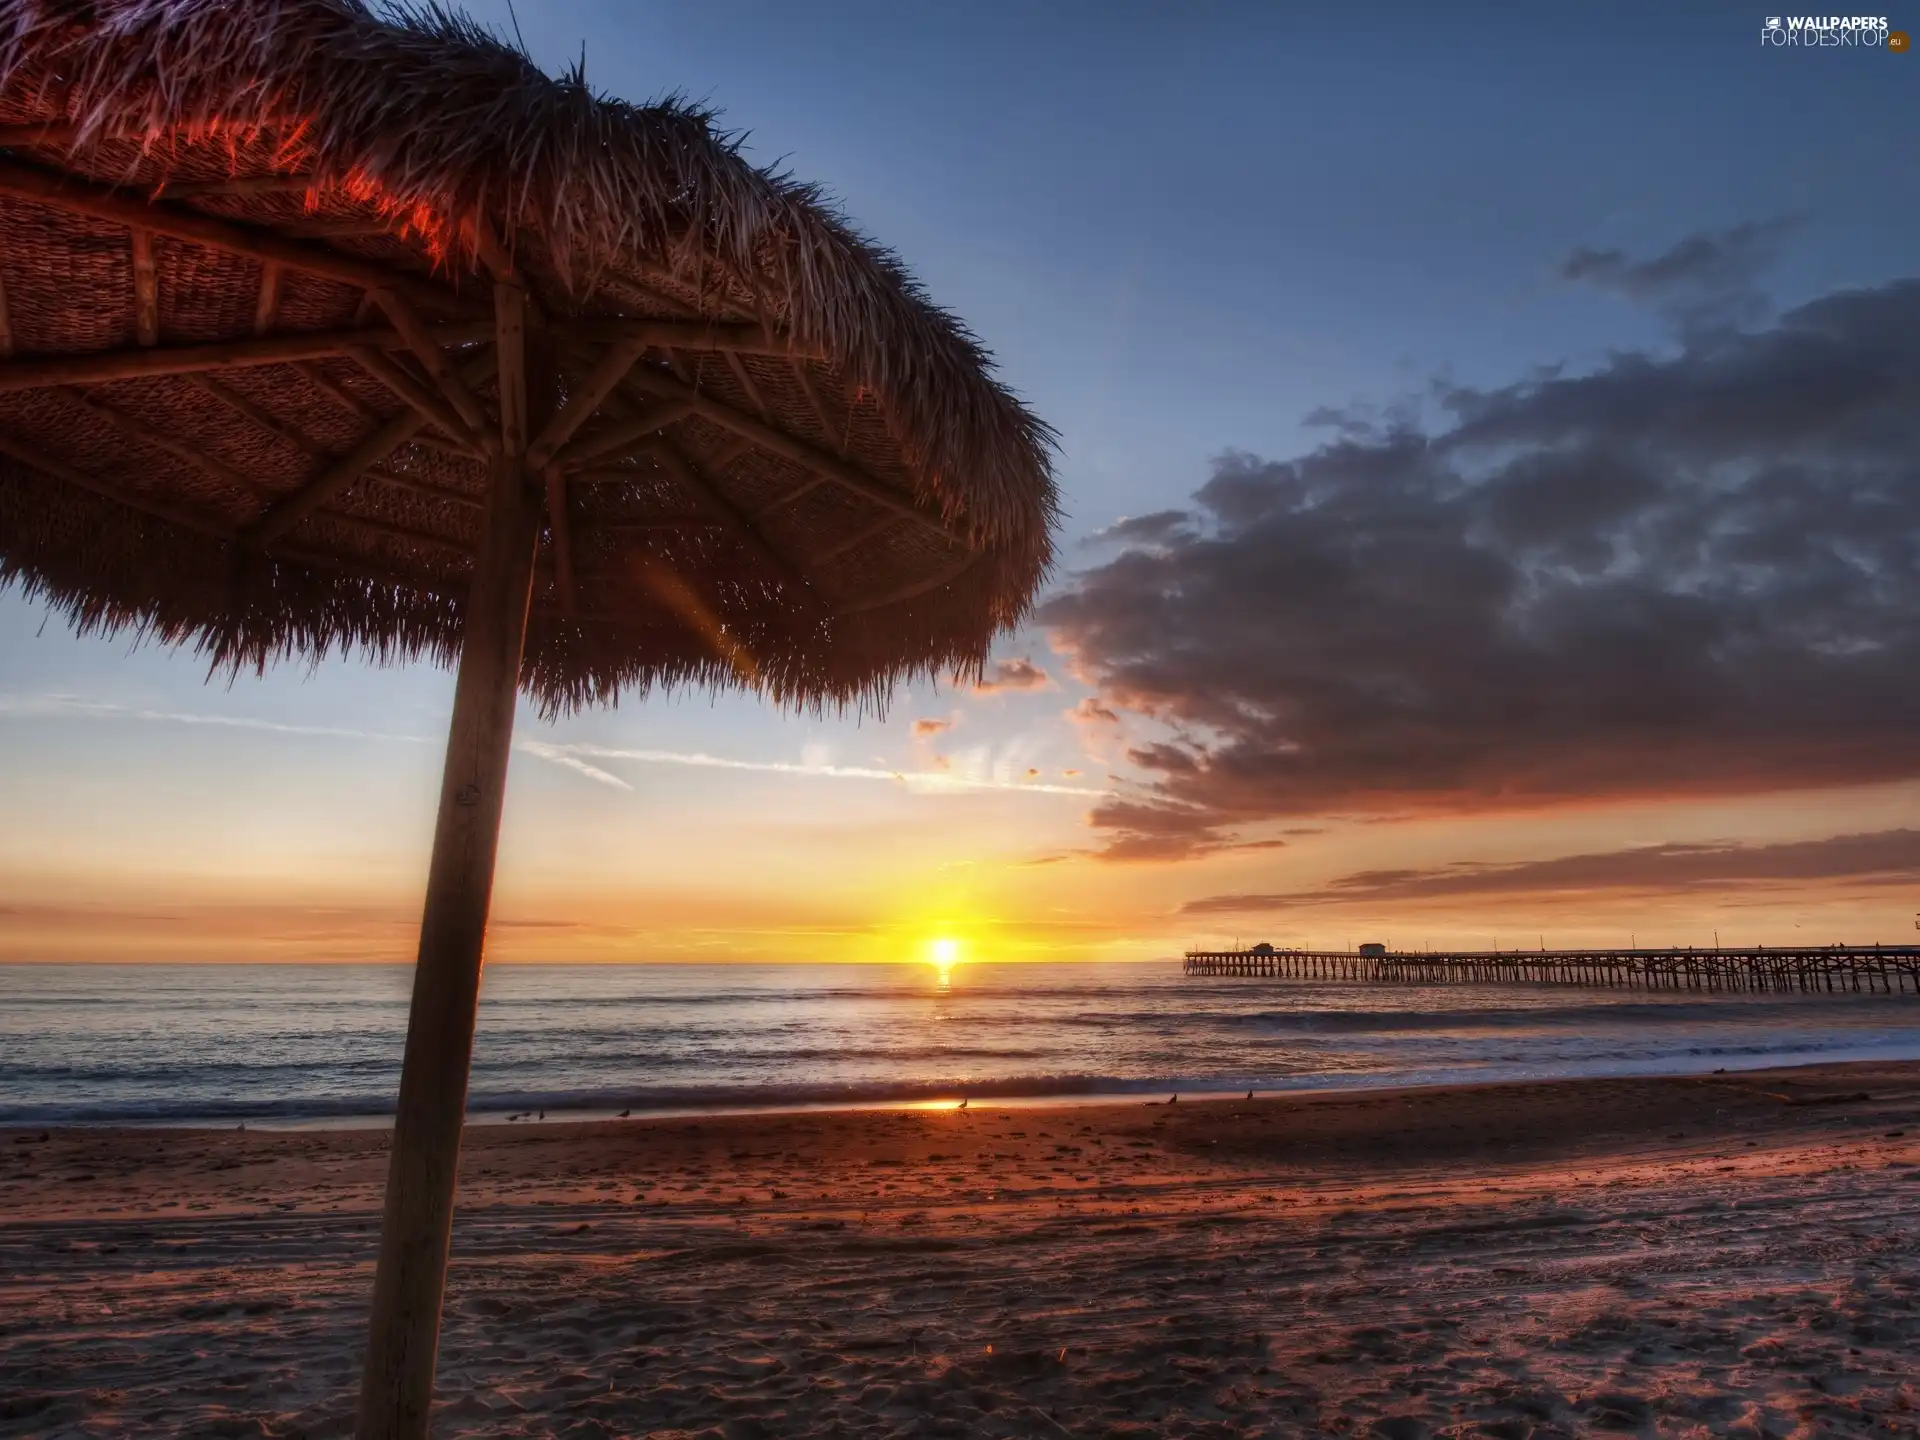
[{"xmin": 351, "ymin": 273, "xmax": 546, "ymax": 1437}]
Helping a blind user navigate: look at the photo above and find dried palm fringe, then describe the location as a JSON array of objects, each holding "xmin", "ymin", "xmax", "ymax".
[{"xmin": 0, "ymin": 464, "xmax": 1010, "ymax": 715}]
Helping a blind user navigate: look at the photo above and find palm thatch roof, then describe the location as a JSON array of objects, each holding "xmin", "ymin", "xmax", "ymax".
[{"xmin": 0, "ymin": 0, "xmax": 1058, "ymax": 713}]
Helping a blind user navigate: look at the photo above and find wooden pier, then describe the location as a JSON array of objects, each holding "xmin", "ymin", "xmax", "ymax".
[{"xmin": 1182, "ymin": 945, "xmax": 1920, "ymax": 994}]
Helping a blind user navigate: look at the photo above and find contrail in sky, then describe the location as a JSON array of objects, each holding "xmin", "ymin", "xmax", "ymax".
[
  {"xmin": 0, "ymin": 694, "xmax": 1107, "ymax": 798},
  {"xmin": 0, "ymin": 693, "xmax": 428, "ymax": 744},
  {"xmin": 522, "ymin": 740, "xmax": 1110, "ymax": 796}
]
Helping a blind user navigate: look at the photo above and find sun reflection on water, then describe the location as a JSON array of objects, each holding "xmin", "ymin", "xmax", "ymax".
[{"xmin": 927, "ymin": 937, "xmax": 962, "ymax": 988}]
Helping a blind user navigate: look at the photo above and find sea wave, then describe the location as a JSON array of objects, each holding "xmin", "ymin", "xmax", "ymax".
[
  {"xmin": 1207, "ymin": 999, "xmax": 1887, "ymax": 1033},
  {"xmin": 0, "ymin": 1072, "xmax": 1184, "ymax": 1126},
  {"xmin": 11, "ymin": 1035, "xmax": 1920, "ymax": 1127}
]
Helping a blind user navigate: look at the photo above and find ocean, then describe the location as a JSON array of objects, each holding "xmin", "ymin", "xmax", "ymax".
[{"xmin": 4, "ymin": 960, "xmax": 1920, "ymax": 1127}]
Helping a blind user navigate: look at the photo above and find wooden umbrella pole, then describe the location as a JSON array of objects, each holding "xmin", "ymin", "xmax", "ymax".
[{"xmin": 357, "ymin": 281, "xmax": 543, "ymax": 1440}]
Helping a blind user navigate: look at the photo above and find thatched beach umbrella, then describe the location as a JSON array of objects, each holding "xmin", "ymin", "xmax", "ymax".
[{"xmin": 0, "ymin": 2, "xmax": 1056, "ymax": 1433}]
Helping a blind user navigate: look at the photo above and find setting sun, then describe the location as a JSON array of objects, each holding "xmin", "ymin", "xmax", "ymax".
[{"xmin": 927, "ymin": 936, "xmax": 963, "ymax": 983}]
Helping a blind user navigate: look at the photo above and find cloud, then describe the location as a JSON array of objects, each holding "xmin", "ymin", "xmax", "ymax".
[
  {"xmin": 911, "ymin": 717, "xmax": 953, "ymax": 738},
  {"xmin": 1040, "ymin": 273, "xmax": 1920, "ymax": 857},
  {"xmin": 1183, "ymin": 828, "xmax": 1920, "ymax": 913},
  {"xmin": 1087, "ymin": 510, "xmax": 1194, "ymax": 547},
  {"xmin": 1560, "ymin": 218, "xmax": 1798, "ymax": 332},
  {"xmin": 973, "ymin": 658, "xmax": 1052, "ymax": 693},
  {"xmin": 1066, "ymin": 697, "xmax": 1120, "ymax": 728},
  {"xmin": 1084, "ymin": 798, "xmax": 1296, "ymax": 863}
]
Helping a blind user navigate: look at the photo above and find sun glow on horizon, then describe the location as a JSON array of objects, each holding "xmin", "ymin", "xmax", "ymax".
[{"xmin": 927, "ymin": 936, "xmax": 963, "ymax": 985}]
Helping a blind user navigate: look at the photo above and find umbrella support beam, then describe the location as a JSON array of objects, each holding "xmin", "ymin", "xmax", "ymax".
[{"xmin": 356, "ymin": 283, "xmax": 543, "ymax": 1440}]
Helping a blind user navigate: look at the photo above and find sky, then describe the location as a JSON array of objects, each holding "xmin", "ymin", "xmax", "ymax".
[{"xmin": 2, "ymin": 2, "xmax": 1916, "ymax": 964}]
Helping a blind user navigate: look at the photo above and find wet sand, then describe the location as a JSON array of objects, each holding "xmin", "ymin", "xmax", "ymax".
[{"xmin": 4, "ymin": 1061, "xmax": 1919, "ymax": 1437}]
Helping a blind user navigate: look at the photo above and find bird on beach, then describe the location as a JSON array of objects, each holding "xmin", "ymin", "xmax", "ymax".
[
  {"xmin": 1169, "ymin": 1094, "xmax": 1179, "ymax": 1105},
  {"xmin": 1246, "ymin": 1090, "xmax": 1253, "ymax": 1100},
  {"xmin": 957, "ymin": 1097, "xmax": 969, "ymax": 1110},
  {"xmin": 618, "ymin": 1109, "xmax": 631, "ymax": 1118}
]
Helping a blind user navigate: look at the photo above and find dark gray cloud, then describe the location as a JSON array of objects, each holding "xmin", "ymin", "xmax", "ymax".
[
  {"xmin": 1560, "ymin": 219, "xmax": 1798, "ymax": 331},
  {"xmin": 1184, "ymin": 829, "xmax": 1920, "ymax": 913},
  {"xmin": 1087, "ymin": 510, "xmax": 1193, "ymax": 547},
  {"xmin": 1082, "ymin": 798, "xmax": 1294, "ymax": 863},
  {"xmin": 1041, "ymin": 275, "xmax": 1920, "ymax": 858},
  {"xmin": 1561, "ymin": 220, "xmax": 1792, "ymax": 298}
]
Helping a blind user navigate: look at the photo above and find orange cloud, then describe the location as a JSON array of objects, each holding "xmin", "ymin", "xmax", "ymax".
[
  {"xmin": 1067, "ymin": 696, "xmax": 1120, "ymax": 728},
  {"xmin": 1183, "ymin": 828, "xmax": 1920, "ymax": 913},
  {"xmin": 974, "ymin": 658, "xmax": 1052, "ymax": 694}
]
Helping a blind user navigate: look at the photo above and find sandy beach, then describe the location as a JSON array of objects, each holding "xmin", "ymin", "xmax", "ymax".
[{"xmin": 4, "ymin": 1061, "xmax": 1919, "ymax": 1438}]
